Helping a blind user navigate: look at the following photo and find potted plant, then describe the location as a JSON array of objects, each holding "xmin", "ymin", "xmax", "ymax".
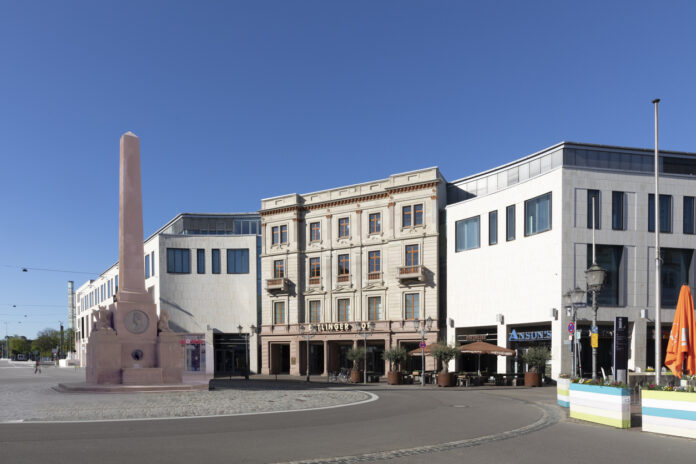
[
  {"xmin": 430, "ymin": 342, "xmax": 459, "ymax": 387},
  {"xmin": 346, "ymin": 346, "xmax": 366, "ymax": 383},
  {"xmin": 570, "ymin": 378, "xmax": 631, "ymax": 428},
  {"xmin": 382, "ymin": 346, "xmax": 408, "ymax": 385},
  {"xmin": 521, "ymin": 347, "xmax": 550, "ymax": 387},
  {"xmin": 642, "ymin": 380, "xmax": 696, "ymax": 438},
  {"xmin": 557, "ymin": 373, "xmax": 571, "ymax": 407}
]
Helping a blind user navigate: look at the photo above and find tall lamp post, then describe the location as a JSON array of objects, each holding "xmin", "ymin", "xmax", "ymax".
[
  {"xmin": 412, "ymin": 316, "xmax": 433, "ymax": 387},
  {"xmin": 356, "ymin": 322, "xmax": 375, "ymax": 384},
  {"xmin": 238, "ymin": 324, "xmax": 257, "ymax": 380},
  {"xmin": 564, "ymin": 287, "xmax": 586, "ymax": 378},
  {"xmin": 298, "ymin": 324, "xmax": 317, "ymax": 382},
  {"xmin": 585, "ymin": 264, "xmax": 606, "ymax": 380}
]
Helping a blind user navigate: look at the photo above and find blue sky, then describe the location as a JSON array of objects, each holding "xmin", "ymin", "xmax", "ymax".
[{"xmin": 1, "ymin": 1, "xmax": 695, "ymax": 338}]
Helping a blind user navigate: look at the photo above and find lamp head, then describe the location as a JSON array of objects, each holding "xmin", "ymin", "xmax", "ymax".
[
  {"xmin": 585, "ymin": 264, "xmax": 607, "ymax": 292},
  {"xmin": 237, "ymin": 324, "xmax": 243, "ymax": 335},
  {"xmin": 299, "ymin": 324, "xmax": 305, "ymax": 335},
  {"xmin": 425, "ymin": 316, "xmax": 433, "ymax": 331},
  {"xmin": 570, "ymin": 286, "xmax": 586, "ymax": 305}
]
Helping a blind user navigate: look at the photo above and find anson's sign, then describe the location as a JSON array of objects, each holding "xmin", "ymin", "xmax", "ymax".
[{"xmin": 508, "ymin": 329, "xmax": 552, "ymax": 342}]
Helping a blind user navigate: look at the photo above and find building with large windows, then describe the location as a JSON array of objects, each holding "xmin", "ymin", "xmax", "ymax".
[
  {"xmin": 259, "ymin": 168, "xmax": 446, "ymax": 377},
  {"xmin": 446, "ymin": 142, "xmax": 696, "ymax": 378},
  {"xmin": 75, "ymin": 213, "xmax": 261, "ymax": 377}
]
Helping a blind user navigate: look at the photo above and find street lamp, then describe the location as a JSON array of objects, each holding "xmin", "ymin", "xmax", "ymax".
[
  {"xmin": 298, "ymin": 324, "xmax": 317, "ymax": 382},
  {"xmin": 411, "ymin": 316, "xmax": 434, "ymax": 387},
  {"xmin": 356, "ymin": 322, "xmax": 375, "ymax": 384},
  {"xmin": 585, "ymin": 263, "xmax": 607, "ymax": 380},
  {"xmin": 238, "ymin": 324, "xmax": 257, "ymax": 380},
  {"xmin": 564, "ymin": 286, "xmax": 586, "ymax": 379}
]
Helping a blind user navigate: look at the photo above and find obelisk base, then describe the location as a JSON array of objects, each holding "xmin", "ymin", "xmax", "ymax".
[
  {"xmin": 158, "ymin": 332, "xmax": 184, "ymax": 384},
  {"xmin": 86, "ymin": 331, "xmax": 121, "ymax": 384},
  {"xmin": 122, "ymin": 367, "xmax": 164, "ymax": 385}
]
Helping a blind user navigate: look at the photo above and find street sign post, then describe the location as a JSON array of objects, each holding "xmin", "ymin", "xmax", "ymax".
[
  {"xmin": 419, "ymin": 341, "xmax": 426, "ymax": 349},
  {"xmin": 568, "ymin": 322, "xmax": 575, "ymax": 333}
]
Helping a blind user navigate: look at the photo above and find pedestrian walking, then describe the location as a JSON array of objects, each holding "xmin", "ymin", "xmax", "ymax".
[{"xmin": 34, "ymin": 358, "xmax": 41, "ymax": 374}]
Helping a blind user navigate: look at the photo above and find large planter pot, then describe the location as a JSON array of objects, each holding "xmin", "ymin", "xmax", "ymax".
[
  {"xmin": 569, "ymin": 383, "xmax": 631, "ymax": 429},
  {"xmin": 437, "ymin": 372, "xmax": 454, "ymax": 387},
  {"xmin": 350, "ymin": 369, "xmax": 362, "ymax": 383},
  {"xmin": 642, "ymin": 389, "xmax": 696, "ymax": 439},
  {"xmin": 557, "ymin": 378, "xmax": 570, "ymax": 408},
  {"xmin": 524, "ymin": 372, "xmax": 541, "ymax": 387},
  {"xmin": 387, "ymin": 371, "xmax": 401, "ymax": 385}
]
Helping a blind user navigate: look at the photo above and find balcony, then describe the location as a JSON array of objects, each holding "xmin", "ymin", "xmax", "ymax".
[
  {"xmin": 397, "ymin": 265, "xmax": 425, "ymax": 282},
  {"xmin": 336, "ymin": 274, "xmax": 351, "ymax": 284},
  {"xmin": 266, "ymin": 277, "xmax": 289, "ymax": 293},
  {"xmin": 308, "ymin": 276, "xmax": 321, "ymax": 286},
  {"xmin": 367, "ymin": 271, "xmax": 382, "ymax": 281}
]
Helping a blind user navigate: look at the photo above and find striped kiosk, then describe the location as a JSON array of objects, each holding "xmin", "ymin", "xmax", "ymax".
[{"xmin": 569, "ymin": 382, "xmax": 631, "ymax": 428}]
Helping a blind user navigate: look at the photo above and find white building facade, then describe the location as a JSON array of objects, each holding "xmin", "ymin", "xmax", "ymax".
[
  {"xmin": 446, "ymin": 142, "xmax": 696, "ymax": 379},
  {"xmin": 75, "ymin": 213, "xmax": 261, "ymax": 376}
]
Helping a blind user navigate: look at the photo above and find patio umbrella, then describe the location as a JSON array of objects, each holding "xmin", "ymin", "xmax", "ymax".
[
  {"xmin": 665, "ymin": 285, "xmax": 696, "ymax": 378},
  {"xmin": 459, "ymin": 341, "xmax": 515, "ymax": 376},
  {"xmin": 408, "ymin": 344, "xmax": 437, "ymax": 356}
]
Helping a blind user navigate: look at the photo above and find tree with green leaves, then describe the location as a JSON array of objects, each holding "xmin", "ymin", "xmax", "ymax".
[
  {"xmin": 8, "ymin": 335, "xmax": 31, "ymax": 358},
  {"xmin": 32, "ymin": 328, "xmax": 60, "ymax": 357}
]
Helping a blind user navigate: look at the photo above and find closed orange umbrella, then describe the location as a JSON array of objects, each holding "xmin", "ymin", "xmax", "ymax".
[{"xmin": 664, "ymin": 285, "xmax": 696, "ymax": 378}]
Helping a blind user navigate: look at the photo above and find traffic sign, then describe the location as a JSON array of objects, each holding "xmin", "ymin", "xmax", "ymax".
[
  {"xmin": 591, "ymin": 333, "xmax": 599, "ymax": 348},
  {"xmin": 568, "ymin": 322, "xmax": 575, "ymax": 333},
  {"xmin": 419, "ymin": 341, "xmax": 427, "ymax": 349}
]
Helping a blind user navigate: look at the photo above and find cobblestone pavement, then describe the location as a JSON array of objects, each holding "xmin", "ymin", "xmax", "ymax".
[{"xmin": 0, "ymin": 360, "xmax": 372, "ymax": 422}]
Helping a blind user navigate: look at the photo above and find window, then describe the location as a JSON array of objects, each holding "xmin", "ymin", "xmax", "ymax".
[
  {"xmin": 166, "ymin": 248, "xmax": 191, "ymax": 274},
  {"xmin": 338, "ymin": 218, "xmax": 350, "ymax": 238},
  {"xmin": 506, "ymin": 205, "xmax": 516, "ymax": 241},
  {"xmin": 661, "ymin": 248, "xmax": 693, "ymax": 307},
  {"xmin": 115, "ymin": 275, "xmax": 118, "ymax": 292},
  {"xmin": 151, "ymin": 251, "xmax": 155, "ymax": 276},
  {"xmin": 227, "ymin": 249, "xmax": 249, "ymax": 274},
  {"xmin": 310, "ymin": 222, "xmax": 320, "ymax": 242},
  {"xmin": 405, "ymin": 244, "xmax": 419, "ymax": 266},
  {"xmin": 309, "ymin": 300, "xmax": 321, "ymax": 322},
  {"xmin": 587, "ymin": 245, "xmax": 623, "ymax": 306},
  {"xmin": 309, "ymin": 257, "xmax": 320, "ymax": 277},
  {"xmin": 368, "ymin": 251, "xmax": 381, "ymax": 273},
  {"xmin": 648, "ymin": 194, "xmax": 673, "ymax": 233},
  {"xmin": 273, "ymin": 301, "xmax": 285, "ymax": 324},
  {"xmin": 280, "ymin": 225, "xmax": 288, "ymax": 243},
  {"xmin": 612, "ymin": 191, "xmax": 625, "ymax": 231},
  {"xmin": 489, "ymin": 211, "xmax": 498, "ymax": 245},
  {"xmin": 402, "ymin": 206, "xmax": 412, "ymax": 227},
  {"xmin": 197, "ymin": 249, "xmax": 205, "ymax": 274},
  {"xmin": 587, "ymin": 190, "xmax": 600, "ymax": 229},
  {"xmin": 524, "ymin": 192, "xmax": 552, "ymax": 236},
  {"xmin": 337, "ymin": 299, "xmax": 350, "ymax": 321},
  {"xmin": 369, "ymin": 213, "xmax": 381, "ymax": 234},
  {"xmin": 212, "ymin": 249, "xmax": 221, "ymax": 274},
  {"xmin": 272, "ymin": 225, "xmax": 288, "ymax": 244},
  {"xmin": 338, "ymin": 254, "xmax": 350, "ymax": 275},
  {"xmin": 273, "ymin": 260, "xmax": 285, "ymax": 278},
  {"xmin": 405, "ymin": 293, "xmax": 419, "ymax": 320},
  {"xmin": 684, "ymin": 197, "xmax": 695, "ymax": 235},
  {"xmin": 368, "ymin": 296, "xmax": 382, "ymax": 321},
  {"xmin": 455, "ymin": 216, "xmax": 480, "ymax": 251},
  {"xmin": 414, "ymin": 204, "xmax": 423, "ymax": 225},
  {"xmin": 145, "ymin": 254, "xmax": 151, "ymax": 278}
]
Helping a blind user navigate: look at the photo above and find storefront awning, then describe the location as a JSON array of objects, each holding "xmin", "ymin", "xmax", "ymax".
[{"xmin": 459, "ymin": 341, "xmax": 515, "ymax": 357}]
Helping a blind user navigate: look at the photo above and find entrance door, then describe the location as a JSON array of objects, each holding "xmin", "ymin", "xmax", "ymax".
[{"xmin": 309, "ymin": 344, "xmax": 324, "ymax": 375}]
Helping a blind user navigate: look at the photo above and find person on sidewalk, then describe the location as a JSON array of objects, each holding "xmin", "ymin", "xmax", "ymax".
[{"xmin": 34, "ymin": 358, "xmax": 41, "ymax": 374}]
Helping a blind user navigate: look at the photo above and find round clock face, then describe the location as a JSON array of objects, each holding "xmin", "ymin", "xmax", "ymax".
[{"xmin": 124, "ymin": 310, "xmax": 150, "ymax": 334}]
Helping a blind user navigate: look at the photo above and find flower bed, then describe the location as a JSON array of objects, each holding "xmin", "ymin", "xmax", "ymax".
[
  {"xmin": 569, "ymin": 381, "xmax": 631, "ymax": 428},
  {"xmin": 642, "ymin": 388, "xmax": 696, "ymax": 439},
  {"xmin": 557, "ymin": 378, "xmax": 570, "ymax": 408}
]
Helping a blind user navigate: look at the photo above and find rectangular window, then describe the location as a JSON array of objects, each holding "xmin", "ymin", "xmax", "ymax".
[
  {"xmin": 197, "ymin": 249, "xmax": 205, "ymax": 274},
  {"xmin": 402, "ymin": 206, "xmax": 412, "ymax": 227},
  {"xmin": 166, "ymin": 248, "xmax": 191, "ymax": 274},
  {"xmin": 273, "ymin": 301, "xmax": 285, "ymax": 324},
  {"xmin": 405, "ymin": 244, "xmax": 419, "ymax": 266},
  {"xmin": 489, "ymin": 210, "xmax": 498, "ymax": 245},
  {"xmin": 368, "ymin": 296, "xmax": 382, "ymax": 321},
  {"xmin": 145, "ymin": 254, "xmax": 151, "ymax": 278},
  {"xmin": 212, "ymin": 249, "xmax": 221, "ymax": 274},
  {"xmin": 506, "ymin": 205, "xmax": 516, "ymax": 241},
  {"xmin": 368, "ymin": 251, "xmax": 381, "ymax": 273},
  {"xmin": 310, "ymin": 222, "xmax": 320, "ymax": 242},
  {"xmin": 115, "ymin": 275, "xmax": 118, "ymax": 292},
  {"xmin": 309, "ymin": 257, "xmax": 321, "ymax": 277},
  {"xmin": 337, "ymin": 299, "xmax": 350, "ymax": 322},
  {"xmin": 280, "ymin": 225, "xmax": 288, "ymax": 243},
  {"xmin": 455, "ymin": 216, "xmax": 480, "ymax": 251},
  {"xmin": 587, "ymin": 190, "xmax": 600, "ymax": 229},
  {"xmin": 273, "ymin": 260, "xmax": 285, "ymax": 278},
  {"xmin": 648, "ymin": 194, "xmax": 673, "ymax": 233},
  {"xmin": 414, "ymin": 204, "xmax": 423, "ymax": 225},
  {"xmin": 405, "ymin": 293, "xmax": 419, "ymax": 320},
  {"xmin": 338, "ymin": 254, "xmax": 350, "ymax": 275},
  {"xmin": 587, "ymin": 245, "xmax": 623, "ymax": 306},
  {"xmin": 684, "ymin": 197, "xmax": 695, "ymax": 235},
  {"xmin": 338, "ymin": 218, "xmax": 350, "ymax": 238},
  {"xmin": 309, "ymin": 300, "xmax": 320, "ymax": 323},
  {"xmin": 227, "ymin": 249, "xmax": 250, "ymax": 274},
  {"xmin": 524, "ymin": 192, "xmax": 552, "ymax": 236},
  {"xmin": 272, "ymin": 226, "xmax": 280, "ymax": 245},
  {"xmin": 369, "ymin": 213, "xmax": 381, "ymax": 234},
  {"xmin": 612, "ymin": 191, "xmax": 625, "ymax": 231},
  {"xmin": 151, "ymin": 251, "xmax": 155, "ymax": 276},
  {"xmin": 661, "ymin": 248, "xmax": 693, "ymax": 307}
]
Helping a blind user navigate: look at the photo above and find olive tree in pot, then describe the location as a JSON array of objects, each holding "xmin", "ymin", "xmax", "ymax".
[
  {"xmin": 346, "ymin": 346, "xmax": 366, "ymax": 383},
  {"xmin": 382, "ymin": 346, "xmax": 408, "ymax": 385},
  {"xmin": 430, "ymin": 343, "xmax": 460, "ymax": 387},
  {"xmin": 521, "ymin": 347, "xmax": 550, "ymax": 387}
]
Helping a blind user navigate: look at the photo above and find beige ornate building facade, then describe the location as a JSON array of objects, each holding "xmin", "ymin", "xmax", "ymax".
[{"xmin": 259, "ymin": 168, "xmax": 446, "ymax": 377}]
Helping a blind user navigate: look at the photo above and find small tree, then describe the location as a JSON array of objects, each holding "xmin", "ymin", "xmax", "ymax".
[
  {"xmin": 430, "ymin": 343, "xmax": 460, "ymax": 374},
  {"xmin": 382, "ymin": 346, "xmax": 408, "ymax": 372},
  {"xmin": 522, "ymin": 347, "xmax": 551, "ymax": 373},
  {"xmin": 346, "ymin": 347, "xmax": 366, "ymax": 371}
]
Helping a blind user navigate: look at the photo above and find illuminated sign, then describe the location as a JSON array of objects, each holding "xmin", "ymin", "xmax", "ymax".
[{"xmin": 508, "ymin": 329, "xmax": 552, "ymax": 342}]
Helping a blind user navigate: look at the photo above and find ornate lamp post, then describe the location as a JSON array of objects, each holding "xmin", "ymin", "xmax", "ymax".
[
  {"xmin": 356, "ymin": 322, "xmax": 375, "ymax": 384},
  {"xmin": 564, "ymin": 286, "xmax": 586, "ymax": 378},
  {"xmin": 585, "ymin": 264, "xmax": 607, "ymax": 380},
  {"xmin": 298, "ymin": 324, "xmax": 317, "ymax": 382},
  {"xmin": 238, "ymin": 324, "xmax": 257, "ymax": 380},
  {"xmin": 411, "ymin": 316, "xmax": 433, "ymax": 387}
]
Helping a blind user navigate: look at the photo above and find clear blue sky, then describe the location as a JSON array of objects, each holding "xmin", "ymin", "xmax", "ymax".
[{"xmin": 1, "ymin": 1, "xmax": 695, "ymax": 339}]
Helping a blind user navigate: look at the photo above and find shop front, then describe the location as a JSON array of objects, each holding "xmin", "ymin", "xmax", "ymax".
[
  {"xmin": 507, "ymin": 325, "xmax": 552, "ymax": 376},
  {"xmin": 456, "ymin": 328, "xmax": 499, "ymax": 373}
]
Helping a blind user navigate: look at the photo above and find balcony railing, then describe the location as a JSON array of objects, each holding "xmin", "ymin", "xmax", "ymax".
[
  {"xmin": 266, "ymin": 277, "xmax": 289, "ymax": 292},
  {"xmin": 308, "ymin": 276, "xmax": 321, "ymax": 286},
  {"xmin": 367, "ymin": 271, "xmax": 382, "ymax": 281},
  {"xmin": 397, "ymin": 265, "xmax": 425, "ymax": 282},
  {"xmin": 337, "ymin": 274, "xmax": 351, "ymax": 284}
]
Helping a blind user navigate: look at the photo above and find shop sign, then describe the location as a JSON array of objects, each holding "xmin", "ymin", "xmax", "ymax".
[
  {"xmin": 508, "ymin": 329, "xmax": 552, "ymax": 342},
  {"xmin": 314, "ymin": 323, "xmax": 353, "ymax": 332},
  {"xmin": 459, "ymin": 334, "xmax": 489, "ymax": 342},
  {"xmin": 180, "ymin": 339, "xmax": 205, "ymax": 345}
]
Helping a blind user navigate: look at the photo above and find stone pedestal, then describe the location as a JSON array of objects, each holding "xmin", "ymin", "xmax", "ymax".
[
  {"xmin": 122, "ymin": 367, "xmax": 164, "ymax": 385},
  {"xmin": 158, "ymin": 332, "xmax": 183, "ymax": 384},
  {"xmin": 86, "ymin": 331, "xmax": 121, "ymax": 384}
]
